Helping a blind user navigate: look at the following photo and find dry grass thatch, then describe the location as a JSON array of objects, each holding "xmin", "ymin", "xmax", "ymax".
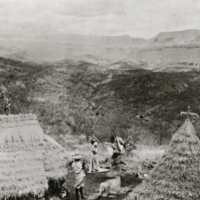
[
  {"xmin": 0, "ymin": 114, "xmax": 68, "ymax": 198},
  {"xmin": 43, "ymin": 134, "xmax": 68, "ymax": 179},
  {"xmin": 125, "ymin": 119, "xmax": 200, "ymax": 200}
]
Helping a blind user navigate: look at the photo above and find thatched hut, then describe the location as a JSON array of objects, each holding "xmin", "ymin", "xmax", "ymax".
[
  {"xmin": 125, "ymin": 119, "xmax": 200, "ymax": 200},
  {"xmin": 43, "ymin": 134, "xmax": 68, "ymax": 179},
  {"xmin": 0, "ymin": 114, "xmax": 68, "ymax": 199}
]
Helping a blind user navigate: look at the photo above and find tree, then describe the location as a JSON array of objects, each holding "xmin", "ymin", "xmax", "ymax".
[{"xmin": 0, "ymin": 85, "xmax": 11, "ymax": 115}]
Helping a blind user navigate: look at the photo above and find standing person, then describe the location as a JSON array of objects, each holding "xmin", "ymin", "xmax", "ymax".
[
  {"xmin": 110, "ymin": 135, "xmax": 126, "ymax": 170},
  {"xmin": 115, "ymin": 136, "xmax": 125, "ymax": 154},
  {"xmin": 110, "ymin": 135, "xmax": 125, "ymax": 155},
  {"xmin": 90, "ymin": 134, "xmax": 99, "ymax": 145},
  {"xmin": 89, "ymin": 135, "xmax": 100, "ymax": 172},
  {"xmin": 71, "ymin": 151, "xmax": 86, "ymax": 200}
]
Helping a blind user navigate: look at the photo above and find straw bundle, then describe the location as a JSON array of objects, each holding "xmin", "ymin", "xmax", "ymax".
[
  {"xmin": 0, "ymin": 114, "xmax": 68, "ymax": 198},
  {"xmin": 125, "ymin": 119, "xmax": 200, "ymax": 200}
]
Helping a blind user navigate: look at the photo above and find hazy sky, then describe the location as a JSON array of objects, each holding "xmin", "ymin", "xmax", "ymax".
[{"xmin": 0, "ymin": 0, "xmax": 200, "ymax": 38}]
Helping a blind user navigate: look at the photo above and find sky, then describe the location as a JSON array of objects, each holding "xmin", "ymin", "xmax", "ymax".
[{"xmin": 0, "ymin": 0, "xmax": 200, "ymax": 38}]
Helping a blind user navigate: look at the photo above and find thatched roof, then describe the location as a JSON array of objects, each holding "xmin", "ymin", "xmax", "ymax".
[
  {"xmin": 125, "ymin": 119, "xmax": 200, "ymax": 200},
  {"xmin": 43, "ymin": 134, "xmax": 68, "ymax": 179},
  {"xmin": 0, "ymin": 114, "xmax": 68, "ymax": 198}
]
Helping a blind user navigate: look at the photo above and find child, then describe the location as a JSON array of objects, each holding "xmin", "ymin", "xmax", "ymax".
[{"xmin": 70, "ymin": 151, "xmax": 86, "ymax": 200}]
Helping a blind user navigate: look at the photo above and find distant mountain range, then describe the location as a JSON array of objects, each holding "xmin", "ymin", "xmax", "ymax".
[
  {"xmin": 148, "ymin": 29, "xmax": 200, "ymax": 46},
  {"xmin": 34, "ymin": 34, "xmax": 147, "ymax": 48},
  {"xmin": 1, "ymin": 29, "xmax": 200, "ymax": 64}
]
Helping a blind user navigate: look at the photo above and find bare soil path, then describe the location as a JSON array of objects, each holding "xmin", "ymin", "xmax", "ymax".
[{"xmin": 65, "ymin": 171, "xmax": 142, "ymax": 200}]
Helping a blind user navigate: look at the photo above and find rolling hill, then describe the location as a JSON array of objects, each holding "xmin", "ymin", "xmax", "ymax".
[
  {"xmin": 1, "ymin": 56, "xmax": 200, "ymax": 145},
  {"xmin": 128, "ymin": 29, "xmax": 200, "ymax": 64},
  {"xmin": 129, "ymin": 45, "xmax": 200, "ymax": 63},
  {"xmin": 189, "ymin": 35, "xmax": 200, "ymax": 44}
]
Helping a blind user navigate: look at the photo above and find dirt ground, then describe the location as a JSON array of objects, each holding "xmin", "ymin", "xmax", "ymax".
[{"xmin": 65, "ymin": 170, "xmax": 142, "ymax": 200}]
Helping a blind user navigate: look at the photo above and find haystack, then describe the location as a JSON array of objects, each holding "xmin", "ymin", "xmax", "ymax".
[
  {"xmin": 0, "ymin": 114, "xmax": 68, "ymax": 198},
  {"xmin": 125, "ymin": 119, "xmax": 200, "ymax": 200}
]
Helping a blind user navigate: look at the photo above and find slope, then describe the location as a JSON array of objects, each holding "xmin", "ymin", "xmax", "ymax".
[{"xmin": 1, "ymin": 57, "xmax": 200, "ymax": 145}]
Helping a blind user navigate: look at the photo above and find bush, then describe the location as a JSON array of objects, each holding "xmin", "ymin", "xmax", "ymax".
[{"xmin": 0, "ymin": 85, "xmax": 10, "ymax": 115}]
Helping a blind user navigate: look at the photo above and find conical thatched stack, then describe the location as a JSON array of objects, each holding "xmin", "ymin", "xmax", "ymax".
[
  {"xmin": 0, "ymin": 114, "xmax": 68, "ymax": 198},
  {"xmin": 125, "ymin": 119, "xmax": 200, "ymax": 200}
]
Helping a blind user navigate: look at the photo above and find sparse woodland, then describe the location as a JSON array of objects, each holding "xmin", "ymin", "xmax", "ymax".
[{"xmin": 0, "ymin": 57, "xmax": 200, "ymax": 145}]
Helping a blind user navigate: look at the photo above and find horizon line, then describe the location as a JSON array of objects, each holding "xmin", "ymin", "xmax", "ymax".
[{"xmin": 0, "ymin": 28, "xmax": 200, "ymax": 40}]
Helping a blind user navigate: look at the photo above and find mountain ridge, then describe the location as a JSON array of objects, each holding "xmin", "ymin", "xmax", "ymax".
[
  {"xmin": 146, "ymin": 29, "xmax": 200, "ymax": 47},
  {"xmin": 1, "ymin": 29, "xmax": 200, "ymax": 63}
]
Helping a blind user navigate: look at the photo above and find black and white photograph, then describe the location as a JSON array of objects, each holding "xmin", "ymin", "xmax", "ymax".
[{"xmin": 0, "ymin": 0, "xmax": 200, "ymax": 199}]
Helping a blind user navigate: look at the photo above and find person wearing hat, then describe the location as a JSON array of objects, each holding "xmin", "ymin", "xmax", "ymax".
[
  {"xmin": 71, "ymin": 150, "xmax": 86, "ymax": 200},
  {"xmin": 89, "ymin": 135, "xmax": 100, "ymax": 173}
]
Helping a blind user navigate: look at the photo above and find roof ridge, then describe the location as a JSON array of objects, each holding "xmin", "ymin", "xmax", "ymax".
[{"xmin": 0, "ymin": 114, "xmax": 37, "ymax": 123}]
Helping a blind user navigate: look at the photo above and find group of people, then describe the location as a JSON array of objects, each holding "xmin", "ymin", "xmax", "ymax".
[{"xmin": 69, "ymin": 134, "xmax": 126, "ymax": 200}]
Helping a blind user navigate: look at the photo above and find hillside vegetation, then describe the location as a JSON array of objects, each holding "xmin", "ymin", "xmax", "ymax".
[{"xmin": 1, "ymin": 56, "xmax": 200, "ymax": 145}]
